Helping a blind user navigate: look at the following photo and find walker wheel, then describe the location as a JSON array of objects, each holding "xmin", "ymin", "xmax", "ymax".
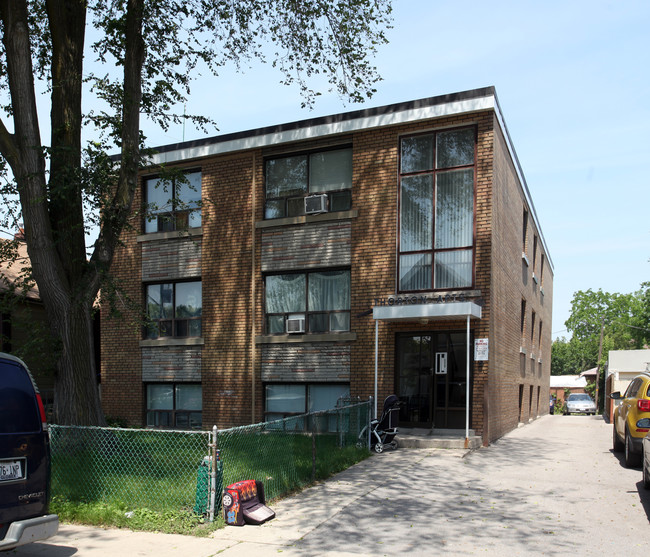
[{"xmin": 373, "ymin": 442, "xmax": 384, "ymax": 453}]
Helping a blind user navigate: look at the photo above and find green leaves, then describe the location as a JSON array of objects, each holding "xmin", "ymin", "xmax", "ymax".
[{"xmin": 553, "ymin": 285, "xmax": 650, "ymax": 375}]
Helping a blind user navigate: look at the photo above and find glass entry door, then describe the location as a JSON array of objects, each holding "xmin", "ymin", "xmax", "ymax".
[{"xmin": 396, "ymin": 332, "xmax": 471, "ymax": 429}]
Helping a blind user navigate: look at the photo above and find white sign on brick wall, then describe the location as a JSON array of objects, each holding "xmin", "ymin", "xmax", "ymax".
[{"xmin": 475, "ymin": 338, "xmax": 489, "ymax": 361}]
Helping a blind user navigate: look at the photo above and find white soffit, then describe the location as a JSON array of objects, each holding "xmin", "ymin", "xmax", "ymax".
[
  {"xmin": 373, "ymin": 302, "xmax": 482, "ymax": 322},
  {"xmin": 149, "ymin": 96, "xmax": 496, "ymax": 166}
]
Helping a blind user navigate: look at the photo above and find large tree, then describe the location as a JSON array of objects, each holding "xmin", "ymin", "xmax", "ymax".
[{"xmin": 0, "ymin": 0, "xmax": 392, "ymax": 425}]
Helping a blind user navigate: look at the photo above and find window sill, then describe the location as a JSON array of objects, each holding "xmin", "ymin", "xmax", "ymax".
[
  {"xmin": 521, "ymin": 252, "xmax": 529, "ymax": 266},
  {"xmin": 255, "ymin": 209, "xmax": 358, "ymax": 229},
  {"xmin": 140, "ymin": 337, "xmax": 205, "ymax": 347},
  {"xmin": 137, "ymin": 227, "xmax": 203, "ymax": 243},
  {"xmin": 255, "ymin": 332, "xmax": 357, "ymax": 344}
]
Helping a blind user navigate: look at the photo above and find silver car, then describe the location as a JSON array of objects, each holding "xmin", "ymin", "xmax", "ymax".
[{"xmin": 564, "ymin": 393, "xmax": 596, "ymax": 415}]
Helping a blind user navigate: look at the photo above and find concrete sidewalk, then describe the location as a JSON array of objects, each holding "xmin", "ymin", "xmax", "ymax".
[
  {"xmin": 14, "ymin": 415, "xmax": 650, "ymax": 556},
  {"xmin": 15, "ymin": 446, "xmax": 452, "ymax": 556}
]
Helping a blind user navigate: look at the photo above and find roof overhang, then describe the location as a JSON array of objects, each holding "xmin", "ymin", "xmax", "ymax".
[
  {"xmin": 373, "ymin": 301, "xmax": 482, "ymax": 322},
  {"xmin": 146, "ymin": 87, "xmax": 498, "ymax": 166}
]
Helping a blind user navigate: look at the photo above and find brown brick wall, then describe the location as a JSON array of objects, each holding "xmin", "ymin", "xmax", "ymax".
[
  {"xmin": 100, "ymin": 180, "xmax": 144, "ymax": 425},
  {"xmin": 350, "ymin": 113, "xmax": 496, "ymax": 434},
  {"xmin": 101, "ymin": 105, "xmax": 553, "ymax": 444},
  {"xmin": 201, "ymin": 152, "xmax": 257, "ymax": 427},
  {"xmin": 487, "ymin": 115, "xmax": 553, "ymax": 442}
]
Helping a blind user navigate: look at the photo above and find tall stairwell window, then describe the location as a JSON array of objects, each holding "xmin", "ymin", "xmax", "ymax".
[{"xmin": 398, "ymin": 127, "xmax": 476, "ymax": 291}]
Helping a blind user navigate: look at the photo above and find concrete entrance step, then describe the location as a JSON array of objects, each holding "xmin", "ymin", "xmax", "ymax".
[{"xmin": 397, "ymin": 427, "xmax": 483, "ymax": 449}]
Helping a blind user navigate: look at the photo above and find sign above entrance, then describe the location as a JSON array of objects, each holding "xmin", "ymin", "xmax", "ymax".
[
  {"xmin": 475, "ymin": 338, "xmax": 489, "ymax": 361},
  {"xmin": 373, "ymin": 301, "xmax": 482, "ymax": 322},
  {"xmin": 374, "ymin": 293, "xmax": 470, "ymax": 307}
]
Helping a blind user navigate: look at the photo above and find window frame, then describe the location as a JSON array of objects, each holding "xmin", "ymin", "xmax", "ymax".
[
  {"xmin": 397, "ymin": 126, "xmax": 477, "ymax": 293},
  {"xmin": 264, "ymin": 268, "xmax": 351, "ymax": 335},
  {"xmin": 144, "ymin": 279, "xmax": 202, "ymax": 340},
  {"xmin": 264, "ymin": 146, "xmax": 353, "ymax": 220},
  {"xmin": 522, "ymin": 208, "xmax": 529, "ymax": 254},
  {"xmin": 263, "ymin": 382, "xmax": 350, "ymax": 422},
  {"xmin": 143, "ymin": 169, "xmax": 202, "ymax": 234},
  {"xmin": 145, "ymin": 382, "xmax": 202, "ymax": 429},
  {"xmin": 530, "ymin": 310, "xmax": 536, "ymax": 342}
]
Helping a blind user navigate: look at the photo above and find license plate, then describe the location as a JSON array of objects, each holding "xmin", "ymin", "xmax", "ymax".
[{"xmin": 0, "ymin": 459, "xmax": 25, "ymax": 482}]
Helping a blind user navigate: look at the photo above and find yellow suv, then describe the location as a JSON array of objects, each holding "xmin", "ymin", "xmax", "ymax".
[{"xmin": 611, "ymin": 372, "xmax": 650, "ymax": 467}]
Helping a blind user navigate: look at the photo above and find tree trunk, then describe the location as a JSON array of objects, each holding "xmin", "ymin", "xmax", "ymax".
[
  {"xmin": 47, "ymin": 0, "xmax": 87, "ymax": 283},
  {"xmin": 50, "ymin": 299, "xmax": 105, "ymax": 425},
  {"xmin": 1, "ymin": 1, "xmax": 106, "ymax": 425}
]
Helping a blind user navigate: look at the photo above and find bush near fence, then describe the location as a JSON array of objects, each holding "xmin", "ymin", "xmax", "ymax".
[{"xmin": 49, "ymin": 400, "xmax": 371, "ymax": 520}]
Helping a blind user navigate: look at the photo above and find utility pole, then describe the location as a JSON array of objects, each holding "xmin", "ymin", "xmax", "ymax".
[{"xmin": 595, "ymin": 317, "xmax": 605, "ymax": 413}]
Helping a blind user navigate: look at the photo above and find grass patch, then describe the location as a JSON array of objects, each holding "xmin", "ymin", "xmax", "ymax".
[
  {"xmin": 51, "ymin": 496, "xmax": 224, "ymax": 536},
  {"xmin": 49, "ymin": 414, "xmax": 371, "ymax": 535}
]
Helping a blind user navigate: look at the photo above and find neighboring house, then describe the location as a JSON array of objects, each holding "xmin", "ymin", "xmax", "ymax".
[
  {"xmin": 0, "ymin": 234, "xmax": 55, "ymax": 403},
  {"xmin": 605, "ymin": 349, "xmax": 650, "ymax": 422},
  {"xmin": 101, "ymin": 86, "xmax": 554, "ymax": 445},
  {"xmin": 580, "ymin": 367, "xmax": 598, "ymax": 383},
  {"xmin": 550, "ymin": 375, "xmax": 588, "ymax": 404}
]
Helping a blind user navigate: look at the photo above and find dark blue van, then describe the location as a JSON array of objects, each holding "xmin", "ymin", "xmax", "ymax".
[{"xmin": 0, "ymin": 353, "xmax": 58, "ymax": 550}]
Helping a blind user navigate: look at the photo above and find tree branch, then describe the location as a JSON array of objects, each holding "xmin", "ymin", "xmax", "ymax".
[
  {"xmin": 89, "ymin": 0, "xmax": 145, "ymax": 294},
  {"xmin": 0, "ymin": 117, "xmax": 19, "ymax": 169}
]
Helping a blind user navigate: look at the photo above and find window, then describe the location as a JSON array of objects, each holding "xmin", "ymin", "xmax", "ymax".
[
  {"xmin": 398, "ymin": 127, "xmax": 475, "ymax": 291},
  {"xmin": 522, "ymin": 208, "xmax": 529, "ymax": 254},
  {"xmin": 144, "ymin": 170, "xmax": 201, "ymax": 233},
  {"xmin": 146, "ymin": 383, "xmax": 202, "ymax": 429},
  {"xmin": 264, "ymin": 383, "xmax": 350, "ymax": 422},
  {"xmin": 265, "ymin": 148, "xmax": 352, "ymax": 219},
  {"xmin": 265, "ymin": 270, "xmax": 350, "ymax": 334},
  {"xmin": 145, "ymin": 281, "xmax": 202, "ymax": 339},
  {"xmin": 538, "ymin": 321, "xmax": 543, "ymax": 352},
  {"xmin": 520, "ymin": 299, "xmax": 526, "ymax": 336},
  {"xmin": 530, "ymin": 310, "xmax": 536, "ymax": 342},
  {"xmin": 533, "ymin": 235, "xmax": 538, "ymax": 269},
  {"xmin": 624, "ymin": 379, "xmax": 641, "ymax": 398}
]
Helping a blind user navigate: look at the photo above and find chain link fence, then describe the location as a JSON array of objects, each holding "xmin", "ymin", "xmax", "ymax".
[
  {"xmin": 49, "ymin": 398, "xmax": 371, "ymax": 520},
  {"xmin": 49, "ymin": 425, "xmax": 212, "ymax": 513}
]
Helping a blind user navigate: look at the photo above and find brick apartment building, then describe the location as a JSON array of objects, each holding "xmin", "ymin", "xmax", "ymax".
[{"xmin": 101, "ymin": 86, "xmax": 553, "ymax": 444}]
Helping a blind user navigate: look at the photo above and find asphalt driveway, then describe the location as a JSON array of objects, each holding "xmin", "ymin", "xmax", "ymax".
[{"xmin": 13, "ymin": 415, "xmax": 650, "ymax": 556}]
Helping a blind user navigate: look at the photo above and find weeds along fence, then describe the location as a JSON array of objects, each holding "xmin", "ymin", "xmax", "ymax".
[{"xmin": 49, "ymin": 399, "xmax": 371, "ymax": 520}]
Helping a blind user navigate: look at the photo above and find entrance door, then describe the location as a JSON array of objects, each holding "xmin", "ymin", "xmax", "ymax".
[{"xmin": 396, "ymin": 332, "xmax": 471, "ymax": 429}]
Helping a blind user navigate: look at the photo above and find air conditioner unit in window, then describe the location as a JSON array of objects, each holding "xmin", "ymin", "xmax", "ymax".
[
  {"xmin": 286, "ymin": 314, "xmax": 306, "ymax": 334},
  {"xmin": 304, "ymin": 194, "xmax": 328, "ymax": 215}
]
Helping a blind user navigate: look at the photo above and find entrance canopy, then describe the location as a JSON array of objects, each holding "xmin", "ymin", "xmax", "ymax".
[
  {"xmin": 373, "ymin": 301, "xmax": 482, "ymax": 322},
  {"xmin": 371, "ymin": 301, "xmax": 482, "ymax": 446}
]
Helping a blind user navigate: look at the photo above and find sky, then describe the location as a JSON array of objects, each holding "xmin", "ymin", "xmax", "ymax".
[{"xmin": 7, "ymin": 0, "xmax": 650, "ymax": 340}]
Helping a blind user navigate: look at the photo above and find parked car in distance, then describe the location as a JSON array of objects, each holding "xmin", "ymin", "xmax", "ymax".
[
  {"xmin": 611, "ymin": 372, "xmax": 650, "ymax": 468},
  {"xmin": 564, "ymin": 393, "xmax": 596, "ymax": 415},
  {"xmin": 0, "ymin": 353, "xmax": 58, "ymax": 550}
]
